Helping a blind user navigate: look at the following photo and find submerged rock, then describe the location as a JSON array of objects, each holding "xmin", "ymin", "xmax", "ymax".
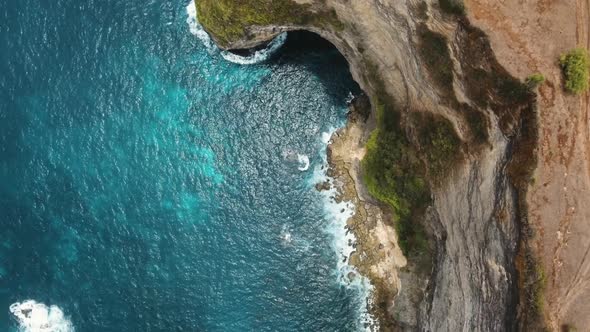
[{"xmin": 315, "ymin": 180, "xmax": 331, "ymax": 192}]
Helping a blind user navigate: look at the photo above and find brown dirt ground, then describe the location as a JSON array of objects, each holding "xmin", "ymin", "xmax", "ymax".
[{"xmin": 465, "ymin": 0, "xmax": 590, "ymax": 330}]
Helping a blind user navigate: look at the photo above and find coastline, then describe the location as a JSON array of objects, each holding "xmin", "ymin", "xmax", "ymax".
[
  {"xmin": 320, "ymin": 96, "xmax": 421, "ymax": 330},
  {"xmin": 194, "ymin": 0, "xmax": 555, "ymax": 328},
  {"xmin": 187, "ymin": 5, "xmax": 390, "ymax": 328}
]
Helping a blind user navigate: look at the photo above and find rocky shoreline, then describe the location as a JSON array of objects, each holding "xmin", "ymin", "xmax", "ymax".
[
  {"xmin": 195, "ymin": 0, "xmax": 562, "ymax": 329},
  {"xmin": 318, "ymin": 96, "xmax": 429, "ymax": 331}
]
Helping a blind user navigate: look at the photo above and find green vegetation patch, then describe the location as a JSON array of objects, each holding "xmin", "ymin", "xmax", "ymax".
[
  {"xmin": 559, "ymin": 48, "xmax": 590, "ymax": 95},
  {"xmin": 362, "ymin": 100, "xmax": 430, "ymax": 256},
  {"xmin": 413, "ymin": 112, "xmax": 461, "ymax": 180},
  {"xmin": 361, "ymin": 61, "xmax": 462, "ymax": 256},
  {"xmin": 439, "ymin": 0, "xmax": 465, "ymax": 15},
  {"xmin": 462, "ymin": 103, "xmax": 489, "ymax": 144},
  {"xmin": 516, "ymin": 244, "xmax": 547, "ymax": 330},
  {"xmin": 525, "ymin": 73, "xmax": 545, "ymax": 89},
  {"xmin": 563, "ymin": 325, "xmax": 578, "ymax": 332},
  {"xmin": 417, "ymin": 25, "xmax": 454, "ymax": 94},
  {"xmin": 196, "ymin": 0, "xmax": 342, "ymax": 47}
]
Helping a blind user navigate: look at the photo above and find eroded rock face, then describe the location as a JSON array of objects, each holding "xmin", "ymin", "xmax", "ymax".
[
  {"xmin": 197, "ymin": 0, "xmax": 538, "ymax": 330},
  {"xmin": 421, "ymin": 125, "xmax": 519, "ymax": 331}
]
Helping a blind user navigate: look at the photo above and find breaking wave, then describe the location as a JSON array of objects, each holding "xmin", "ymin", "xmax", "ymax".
[
  {"xmin": 185, "ymin": 1, "xmax": 214, "ymax": 52},
  {"xmin": 10, "ymin": 300, "xmax": 74, "ymax": 332},
  {"xmin": 220, "ymin": 33, "xmax": 288, "ymax": 65},
  {"xmin": 297, "ymin": 154, "xmax": 310, "ymax": 171},
  {"xmin": 280, "ymin": 224, "xmax": 293, "ymax": 244},
  {"xmin": 311, "ymin": 129, "xmax": 378, "ymax": 332},
  {"xmin": 186, "ymin": 1, "xmax": 287, "ymax": 65}
]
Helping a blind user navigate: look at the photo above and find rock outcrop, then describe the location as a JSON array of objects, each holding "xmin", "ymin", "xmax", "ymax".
[{"xmin": 195, "ymin": 0, "xmax": 552, "ymax": 330}]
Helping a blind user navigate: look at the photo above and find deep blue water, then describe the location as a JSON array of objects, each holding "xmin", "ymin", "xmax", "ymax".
[{"xmin": 0, "ymin": 0, "xmax": 369, "ymax": 331}]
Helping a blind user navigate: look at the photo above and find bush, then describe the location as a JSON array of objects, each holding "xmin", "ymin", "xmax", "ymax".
[
  {"xmin": 417, "ymin": 25, "xmax": 454, "ymax": 93},
  {"xmin": 196, "ymin": 0, "xmax": 342, "ymax": 46},
  {"xmin": 559, "ymin": 48, "xmax": 590, "ymax": 94},
  {"xmin": 362, "ymin": 101, "xmax": 430, "ymax": 256},
  {"xmin": 439, "ymin": 0, "xmax": 466, "ymax": 15},
  {"xmin": 414, "ymin": 113, "xmax": 461, "ymax": 179},
  {"xmin": 525, "ymin": 73, "xmax": 545, "ymax": 88}
]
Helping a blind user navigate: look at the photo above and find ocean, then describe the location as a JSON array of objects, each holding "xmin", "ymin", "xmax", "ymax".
[{"xmin": 0, "ymin": 0, "xmax": 373, "ymax": 330}]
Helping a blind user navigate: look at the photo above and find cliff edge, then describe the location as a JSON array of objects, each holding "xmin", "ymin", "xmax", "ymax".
[
  {"xmin": 465, "ymin": 0, "xmax": 590, "ymax": 330},
  {"xmin": 195, "ymin": 0, "xmax": 590, "ymax": 330}
]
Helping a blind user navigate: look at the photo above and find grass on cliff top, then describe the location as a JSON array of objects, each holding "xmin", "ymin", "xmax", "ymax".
[
  {"xmin": 560, "ymin": 48, "xmax": 590, "ymax": 95},
  {"xmin": 196, "ymin": 0, "xmax": 342, "ymax": 46},
  {"xmin": 526, "ymin": 73, "xmax": 545, "ymax": 89}
]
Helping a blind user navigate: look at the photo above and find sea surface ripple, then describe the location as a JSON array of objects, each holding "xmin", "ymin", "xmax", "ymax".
[{"xmin": 0, "ymin": 0, "xmax": 371, "ymax": 331}]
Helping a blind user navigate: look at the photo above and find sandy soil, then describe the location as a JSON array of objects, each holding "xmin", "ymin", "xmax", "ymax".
[{"xmin": 465, "ymin": 0, "xmax": 590, "ymax": 329}]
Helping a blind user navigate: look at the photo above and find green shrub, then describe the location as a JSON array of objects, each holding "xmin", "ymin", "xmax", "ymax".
[
  {"xmin": 415, "ymin": 113, "xmax": 461, "ymax": 179},
  {"xmin": 196, "ymin": 0, "xmax": 342, "ymax": 47},
  {"xmin": 362, "ymin": 101, "xmax": 430, "ymax": 256},
  {"xmin": 439, "ymin": 0, "xmax": 466, "ymax": 15},
  {"xmin": 361, "ymin": 62, "xmax": 460, "ymax": 256},
  {"xmin": 363, "ymin": 108, "xmax": 462, "ymax": 255},
  {"xmin": 532, "ymin": 263, "xmax": 546, "ymax": 312},
  {"xmin": 525, "ymin": 73, "xmax": 545, "ymax": 88},
  {"xmin": 563, "ymin": 325, "xmax": 578, "ymax": 332},
  {"xmin": 559, "ymin": 48, "xmax": 590, "ymax": 94},
  {"xmin": 417, "ymin": 25, "xmax": 454, "ymax": 93}
]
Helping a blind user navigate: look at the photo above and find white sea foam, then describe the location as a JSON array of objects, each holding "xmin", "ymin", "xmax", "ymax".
[
  {"xmin": 312, "ymin": 129, "xmax": 378, "ymax": 332},
  {"xmin": 297, "ymin": 154, "xmax": 310, "ymax": 171},
  {"xmin": 185, "ymin": 1, "xmax": 214, "ymax": 52},
  {"xmin": 220, "ymin": 33, "xmax": 288, "ymax": 65},
  {"xmin": 321, "ymin": 130, "xmax": 333, "ymax": 144},
  {"xmin": 186, "ymin": 1, "xmax": 287, "ymax": 65},
  {"xmin": 280, "ymin": 224, "xmax": 293, "ymax": 244},
  {"xmin": 283, "ymin": 232, "xmax": 292, "ymax": 242},
  {"xmin": 345, "ymin": 91, "xmax": 355, "ymax": 104},
  {"xmin": 10, "ymin": 300, "xmax": 74, "ymax": 332},
  {"xmin": 282, "ymin": 150, "xmax": 310, "ymax": 171}
]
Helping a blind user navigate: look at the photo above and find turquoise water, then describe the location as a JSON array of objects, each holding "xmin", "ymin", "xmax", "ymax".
[{"xmin": 0, "ymin": 0, "xmax": 372, "ymax": 331}]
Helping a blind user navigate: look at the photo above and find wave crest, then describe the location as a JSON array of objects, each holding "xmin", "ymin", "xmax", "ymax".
[
  {"xmin": 297, "ymin": 154, "xmax": 310, "ymax": 171},
  {"xmin": 311, "ymin": 129, "xmax": 379, "ymax": 332},
  {"xmin": 186, "ymin": 1, "xmax": 287, "ymax": 65},
  {"xmin": 185, "ymin": 1, "xmax": 214, "ymax": 51},
  {"xmin": 10, "ymin": 300, "xmax": 74, "ymax": 332},
  {"xmin": 220, "ymin": 33, "xmax": 287, "ymax": 65}
]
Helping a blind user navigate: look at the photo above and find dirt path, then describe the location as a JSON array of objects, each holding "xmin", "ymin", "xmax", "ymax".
[{"xmin": 553, "ymin": 0, "xmax": 590, "ymax": 326}]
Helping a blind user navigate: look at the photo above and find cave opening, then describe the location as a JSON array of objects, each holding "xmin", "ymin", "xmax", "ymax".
[{"xmin": 227, "ymin": 30, "xmax": 365, "ymax": 107}]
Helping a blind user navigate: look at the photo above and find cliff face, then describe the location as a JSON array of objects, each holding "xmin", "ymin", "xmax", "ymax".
[{"xmin": 196, "ymin": 0, "xmax": 542, "ymax": 330}]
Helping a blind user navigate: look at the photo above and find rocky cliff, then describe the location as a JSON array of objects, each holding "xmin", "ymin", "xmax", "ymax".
[
  {"xmin": 194, "ymin": 0, "xmax": 585, "ymax": 330},
  {"xmin": 465, "ymin": 1, "xmax": 590, "ymax": 330}
]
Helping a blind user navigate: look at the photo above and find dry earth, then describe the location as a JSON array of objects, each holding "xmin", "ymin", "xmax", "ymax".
[{"xmin": 466, "ymin": 0, "xmax": 590, "ymax": 329}]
